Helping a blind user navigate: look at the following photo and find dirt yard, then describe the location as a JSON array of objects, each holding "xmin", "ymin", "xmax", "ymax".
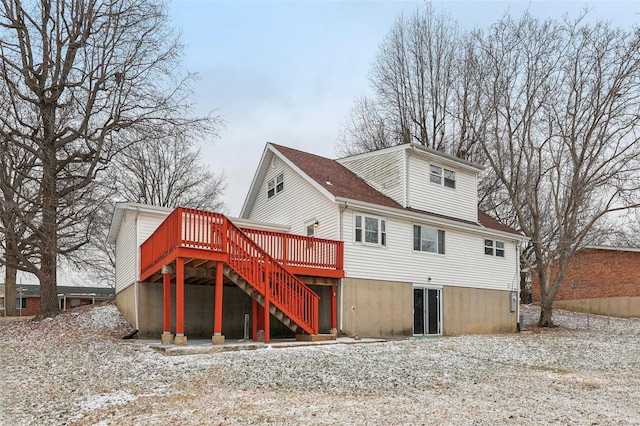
[{"xmin": 1, "ymin": 304, "xmax": 639, "ymax": 425}]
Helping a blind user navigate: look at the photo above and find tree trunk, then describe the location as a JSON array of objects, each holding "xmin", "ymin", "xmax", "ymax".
[
  {"xmin": 36, "ymin": 131, "xmax": 60, "ymax": 320},
  {"xmin": 4, "ymin": 264, "xmax": 17, "ymax": 316},
  {"xmin": 538, "ymin": 298, "xmax": 555, "ymax": 327},
  {"xmin": 519, "ymin": 270, "xmax": 529, "ymax": 304}
]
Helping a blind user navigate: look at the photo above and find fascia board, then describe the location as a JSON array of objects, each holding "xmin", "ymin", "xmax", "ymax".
[
  {"xmin": 239, "ymin": 143, "xmax": 272, "ymax": 218},
  {"xmin": 269, "ymin": 144, "xmax": 337, "ymax": 203}
]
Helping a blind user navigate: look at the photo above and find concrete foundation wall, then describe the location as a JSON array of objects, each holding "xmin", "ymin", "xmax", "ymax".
[
  {"xmin": 115, "ymin": 284, "xmax": 137, "ymax": 329},
  {"xmin": 443, "ymin": 286, "xmax": 517, "ymax": 335},
  {"xmin": 341, "ymin": 278, "xmax": 413, "ymax": 338},
  {"xmin": 553, "ymin": 296, "xmax": 640, "ymax": 318},
  {"xmin": 340, "ymin": 278, "xmax": 517, "ymax": 337}
]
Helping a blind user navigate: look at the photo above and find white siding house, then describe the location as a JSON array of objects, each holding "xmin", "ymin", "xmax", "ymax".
[{"xmin": 242, "ymin": 143, "xmax": 526, "ymax": 337}]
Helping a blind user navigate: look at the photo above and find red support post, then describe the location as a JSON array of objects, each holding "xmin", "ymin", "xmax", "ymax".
[
  {"xmin": 213, "ymin": 262, "xmax": 224, "ymax": 339},
  {"xmin": 330, "ymin": 284, "xmax": 337, "ymax": 332},
  {"xmin": 175, "ymin": 257, "xmax": 186, "ymax": 344},
  {"xmin": 264, "ymin": 259, "xmax": 271, "ymax": 344}
]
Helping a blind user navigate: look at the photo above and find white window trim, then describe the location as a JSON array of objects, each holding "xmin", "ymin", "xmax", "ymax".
[
  {"xmin": 484, "ymin": 238, "xmax": 505, "ymax": 258},
  {"xmin": 267, "ymin": 172, "xmax": 284, "ymax": 199},
  {"xmin": 354, "ymin": 212, "xmax": 387, "ymax": 247},
  {"xmin": 413, "ymin": 224, "xmax": 446, "ymax": 255},
  {"xmin": 429, "ymin": 163, "xmax": 456, "ymax": 189}
]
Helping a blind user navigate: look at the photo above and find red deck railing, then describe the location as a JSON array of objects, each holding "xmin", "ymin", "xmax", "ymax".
[
  {"xmin": 139, "ymin": 207, "xmax": 343, "ymax": 335},
  {"xmin": 241, "ymin": 228, "xmax": 344, "ymax": 272}
]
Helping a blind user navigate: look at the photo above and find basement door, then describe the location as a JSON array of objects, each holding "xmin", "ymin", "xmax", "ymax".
[{"xmin": 413, "ymin": 286, "xmax": 442, "ymax": 335}]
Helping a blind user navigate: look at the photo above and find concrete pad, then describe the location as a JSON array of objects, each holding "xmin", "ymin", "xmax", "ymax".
[{"xmin": 139, "ymin": 337, "xmax": 387, "ymax": 356}]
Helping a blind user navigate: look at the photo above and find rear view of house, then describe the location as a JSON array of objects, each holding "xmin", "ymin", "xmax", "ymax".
[
  {"xmin": 109, "ymin": 142, "xmax": 525, "ymax": 343},
  {"xmin": 242, "ymin": 143, "xmax": 526, "ymax": 337}
]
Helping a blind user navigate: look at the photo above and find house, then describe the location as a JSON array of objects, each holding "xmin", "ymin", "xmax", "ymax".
[
  {"xmin": 530, "ymin": 246, "xmax": 640, "ymax": 317},
  {"xmin": 108, "ymin": 142, "xmax": 524, "ymax": 343},
  {"xmin": 0, "ymin": 284, "xmax": 114, "ymax": 316},
  {"xmin": 241, "ymin": 143, "xmax": 526, "ymax": 337}
]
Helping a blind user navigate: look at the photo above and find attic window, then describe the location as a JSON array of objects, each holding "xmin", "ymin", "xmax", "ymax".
[
  {"xmin": 430, "ymin": 165, "xmax": 456, "ymax": 189},
  {"xmin": 267, "ymin": 173, "xmax": 284, "ymax": 199}
]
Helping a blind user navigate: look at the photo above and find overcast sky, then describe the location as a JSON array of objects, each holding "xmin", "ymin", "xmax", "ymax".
[{"xmin": 167, "ymin": 0, "xmax": 640, "ymax": 217}]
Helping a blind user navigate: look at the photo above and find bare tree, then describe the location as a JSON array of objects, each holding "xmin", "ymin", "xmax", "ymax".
[
  {"xmin": 467, "ymin": 13, "xmax": 640, "ymax": 326},
  {"xmin": 0, "ymin": 137, "xmax": 39, "ymax": 315},
  {"xmin": 75, "ymin": 135, "xmax": 227, "ymax": 288},
  {"xmin": 338, "ymin": 4, "xmax": 479, "ymax": 160},
  {"xmin": 0, "ymin": 0, "xmax": 217, "ymax": 319},
  {"xmin": 115, "ymin": 136, "xmax": 226, "ymax": 211}
]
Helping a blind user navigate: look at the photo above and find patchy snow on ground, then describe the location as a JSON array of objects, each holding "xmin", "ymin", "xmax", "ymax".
[{"xmin": 1, "ymin": 303, "xmax": 640, "ymax": 425}]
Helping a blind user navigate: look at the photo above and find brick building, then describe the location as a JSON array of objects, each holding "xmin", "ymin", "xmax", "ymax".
[
  {"xmin": 530, "ymin": 246, "xmax": 640, "ymax": 317},
  {"xmin": 1, "ymin": 284, "xmax": 114, "ymax": 316}
]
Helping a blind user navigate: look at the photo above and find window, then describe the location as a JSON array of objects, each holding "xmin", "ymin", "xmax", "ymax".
[
  {"xmin": 413, "ymin": 225, "xmax": 445, "ymax": 254},
  {"xmin": 306, "ymin": 223, "xmax": 315, "ymax": 237},
  {"xmin": 444, "ymin": 169, "xmax": 456, "ymax": 188},
  {"xmin": 485, "ymin": 239, "xmax": 505, "ymax": 257},
  {"xmin": 267, "ymin": 173, "xmax": 284, "ymax": 199},
  {"xmin": 430, "ymin": 165, "xmax": 442, "ymax": 184},
  {"xmin": 484, "ymin": 239, "xmax": 494, "ymax": 255},
  {"xmin": 16, "ymin": 297, "xmax": 26, "ymax": 309},
  {"xmin": 354, "ymin": 213, "xmax": 386, "ymax": 247},
  {"xmin": 430, "ymin": 164, "xmax": 455, "ymax": 189}
]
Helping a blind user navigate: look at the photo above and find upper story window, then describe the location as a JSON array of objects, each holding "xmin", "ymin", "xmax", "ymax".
[
  {"xmin": 355, "ymin": 213, "xmax": 386, "ymax": 246},
  {"xmin": 413, "ymin": 225, "xmax": 445, "ymax": 254},
  {"xmin": 267, "ymin": 173, "xmax": 284, "ymax": 199},
  {"xmin": 484, "ymin": 239, "xmax": 505, "ymax": 257},
  {"xmin": 430, "ymin": 164, "xmax": 456, "ymax": 189}
]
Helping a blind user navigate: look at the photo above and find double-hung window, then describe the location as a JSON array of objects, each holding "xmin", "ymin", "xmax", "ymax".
[
  {"xmin": 354, "ymin": 213, "xmax": 386, "ymax": 246},
  {"xmin": 430, "ymin": 164, "xmax": 456, "ymax": 189},
  {"xmin": 413, "ymin": 225, "xmax": 445, "ymax": 254},
  {"xmin": 485, "ymin": 239, "xmax": 505, "ymax": 257},
  {"xmin": 267, "ymin": 173, "xmax": 284, "ymax": 199}
]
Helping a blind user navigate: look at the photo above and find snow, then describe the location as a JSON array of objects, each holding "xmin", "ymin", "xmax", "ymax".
[{"xmin": 2, "ymin": 303, "xmax": 640, "ymax": 425}]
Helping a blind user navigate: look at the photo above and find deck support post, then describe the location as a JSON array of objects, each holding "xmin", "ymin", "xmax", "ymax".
[
  {"xmin": 212, "ymin": 262, "xmax": 225, "ymax": 345},
  {"xmin": 330, "ymin": 284, "xmax": 337, "ymax": 335},
  {"xmin": 264, "ymin": 259, "xmax": 271, "ymax": 344},
  {"xmin": 174, "ymin": 257, "xmax": 187, "ymax": 345},
  {"xmin": 161, "ymin": 272, "xmax": 174, "ymax": 344}
]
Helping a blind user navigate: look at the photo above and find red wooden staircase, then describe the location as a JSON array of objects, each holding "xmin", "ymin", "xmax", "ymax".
[{"xmin": 139, "ymin": 208, "xmax": 344, "ymax": 341}]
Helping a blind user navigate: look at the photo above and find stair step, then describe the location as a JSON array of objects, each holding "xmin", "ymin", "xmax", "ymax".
[{"xmin": 295, "ymin": 334, "xmax": 337, "ymax": 342}]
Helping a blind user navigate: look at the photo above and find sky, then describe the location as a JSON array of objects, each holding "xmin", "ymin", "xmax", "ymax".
[{"xmin": 167, "ymin": 0, "xmax": 640, "ymax": 217}]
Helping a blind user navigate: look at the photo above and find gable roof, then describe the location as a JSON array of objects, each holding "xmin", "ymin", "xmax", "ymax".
[
  {"xmin": 271, "ymin": 144, "xmax": 402, "ymax": 209},
  {"xmin": 242, "ymin": 142, "xmax": 523, "ymax": 238}
]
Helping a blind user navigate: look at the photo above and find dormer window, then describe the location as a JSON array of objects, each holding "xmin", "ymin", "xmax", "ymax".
[
  {"xmin": 430, "ymin": 165, "xmax": 456, "ymax": 189},
  {"xmin": 267, "ymin": 173, "xmax": 284, "ymax": 199}
]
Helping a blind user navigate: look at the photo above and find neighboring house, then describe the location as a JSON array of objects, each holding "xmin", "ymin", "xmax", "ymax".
[
  {"xmin": 0, "ymin": 284, "xmax": 114, "ymax": 316},
  {"xmin": 530, "ymin": 246, "xmax": 640, "ymax": 318}
]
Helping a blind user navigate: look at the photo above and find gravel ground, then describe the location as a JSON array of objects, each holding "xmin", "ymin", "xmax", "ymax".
[{"xmin": 1, "ymin": 303, "xmax": 640, "ymax": 425}]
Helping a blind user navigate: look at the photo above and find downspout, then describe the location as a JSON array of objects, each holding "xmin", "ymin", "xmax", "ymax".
[
  {"xmin": 134, "ymin": 207, "xmax": 141, "ymax": 330},
  {"xmin": 338, "ymin": 201, "xmax": 349, "ymax": 332}
]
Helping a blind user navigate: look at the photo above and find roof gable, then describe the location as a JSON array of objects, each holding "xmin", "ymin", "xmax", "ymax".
[{"xmin": 270, "ymin": 144, "xmax": 402, "ymax": 209}]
